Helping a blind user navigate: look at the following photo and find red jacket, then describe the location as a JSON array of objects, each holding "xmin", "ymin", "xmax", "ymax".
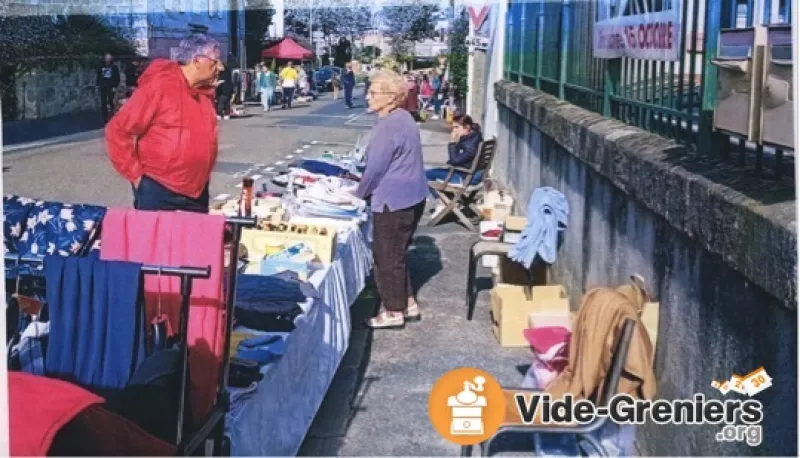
[{"xmin": 106, "ymin": 59, "xmax": 218, "ymax": 199}]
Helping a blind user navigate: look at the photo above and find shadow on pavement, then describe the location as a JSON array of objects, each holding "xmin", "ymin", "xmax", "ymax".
[{"xmin": 2, "ymin": 111, "xmax": 104, "ymax": 146}]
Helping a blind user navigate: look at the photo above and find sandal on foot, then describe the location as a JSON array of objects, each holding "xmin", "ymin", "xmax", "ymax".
[
  {"xmin": 365, "ymin": 311, "xmax": 405, "ymax": 330},
  {"xmin": 404, "ymin": 305, "xmax": 422, "ymax": 322}
]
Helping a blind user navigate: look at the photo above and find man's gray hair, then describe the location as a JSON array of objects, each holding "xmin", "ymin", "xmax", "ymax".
[{"xmin": 176, "ymin": 33, "xmax": 221, "ymax": 65}]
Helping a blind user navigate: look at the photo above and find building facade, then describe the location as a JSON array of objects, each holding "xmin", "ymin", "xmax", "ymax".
[{"xmin": 4, "ymin": 0, "xmax": 238, "ymax": 120}]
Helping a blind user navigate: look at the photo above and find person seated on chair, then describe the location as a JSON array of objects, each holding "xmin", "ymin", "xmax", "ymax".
[{"xmin": 425, "ymin": 114, "xmax": 484, "ymax": 213}]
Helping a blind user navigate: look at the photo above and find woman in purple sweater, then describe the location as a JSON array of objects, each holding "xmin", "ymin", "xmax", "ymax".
[{"xmin": 354, "ymin": 71, "xmax": 429, "ymax": 329}]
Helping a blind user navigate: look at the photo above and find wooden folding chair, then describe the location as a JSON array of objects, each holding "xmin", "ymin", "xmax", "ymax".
[{"xmin": 428, "ymin": 138, "xmax": 497, "ymax": 230}]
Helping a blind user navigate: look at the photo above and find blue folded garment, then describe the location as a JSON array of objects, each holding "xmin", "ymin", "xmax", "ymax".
[
  {"xmin": 236, "ymin": 334, "xmax": 287, "ymax": 366},
  {"xmin": 298, "ymin": 160, "xmax": 348, "ymax": 177},
  {"xmin": 45, "ymin": 255, "xmax": 146, "ymax": 390}
]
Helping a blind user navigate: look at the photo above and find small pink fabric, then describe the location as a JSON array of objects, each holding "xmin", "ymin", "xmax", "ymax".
[
  {"xmin": 524, "ymin": 326, "xmax": 571, "ymax": 374},
  {"xmin": 100, "ymin": 208, "xmax": 226, "ymax": 422}
]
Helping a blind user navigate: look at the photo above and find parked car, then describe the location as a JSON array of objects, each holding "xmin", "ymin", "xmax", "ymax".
[{"xmin": 313, "ymin": 68, "xmax": 333, "ymax": 92}]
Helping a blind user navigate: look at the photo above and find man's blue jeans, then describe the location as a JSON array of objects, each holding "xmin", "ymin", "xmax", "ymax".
[
  {"xmin": 344, "ymin": 85, "xmax": 353, "ymax": 107},
  {"xmin": 133, "ymin": 176, "xmax": 209, "ymax": 213},
  {"xmin": 426, "ymin": 168, "xmax": 484, "ymax": 199}
]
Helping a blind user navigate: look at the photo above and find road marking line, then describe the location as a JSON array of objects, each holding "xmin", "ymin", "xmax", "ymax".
[
  {"xmin": 286, "ymin": 154, "xmax": 295, "ymax": 159},
  {"xmin": 214, "ymin": 194, "xmax": 230, "ymax": 201},
  {"xmin": 302, "ymin": 145, "xmax": 311, "ymax": 149},
  {"xmin": 275, "ymin": 160, "xmax": 285, "ymax": 165},
  {"xmin": 235, "ymin": 183, "xmax": 243, "ymax": 188},
  {"xmin": 263, "ymin": 166, "xmax": 274, "ymax": 172},
  {"xmin": 250, "ymin": 174, "xmax": 263, "ymax": 180},
  {"xmin": 255, "ymin": 163, "xmax": 266, "ymax": 167}
]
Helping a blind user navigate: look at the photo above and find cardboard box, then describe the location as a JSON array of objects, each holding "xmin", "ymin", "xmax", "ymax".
[
  {"xmin": 498, "ymin": 255, "xmax": 548, "ymax": 287},
  {"xmin": 502, "ymin": 216, "xmax": 527, "ymax": 244},
  {"xmin": 241, "ymin": 226, "xmax": 338, "ymax": 270},
  {"xmin": 490, "ymin": 284, "xmax": 570, "ymax": 347},
  {"xmin": 480, "ymin": 191, "xmax": 514, "ymax": 222}
]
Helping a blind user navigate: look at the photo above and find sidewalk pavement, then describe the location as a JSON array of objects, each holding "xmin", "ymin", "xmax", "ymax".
[
  {"xmin": 300, "ymin": 125, "xmax": 535, "ymax": 455},
  {"xmin": 2, "ymin": 111, "xmax": 104, "ymax": 147}
]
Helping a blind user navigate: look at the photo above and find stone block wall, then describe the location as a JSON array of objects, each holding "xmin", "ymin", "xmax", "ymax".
[
  {"xmin": 14, "ymin": 64, "xmax": 101, "ymax": 120},
  {"xmin": 494, "ymin": 80, "xmax": 797, "ymax": 456}
]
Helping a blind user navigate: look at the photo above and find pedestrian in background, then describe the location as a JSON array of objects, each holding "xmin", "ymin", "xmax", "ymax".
[
  {"xmin": 97, "ymin": 52, "xmax": 121, "ymax": 124},
  {"xmin": 430, "ymin": 70, "xmax": 442, "ymax": 120},
  {"xmin": 331, "ymin": 72, "xmax": 341, "ymax": 100},
  {"xmin": 342, "ymin": 63, "xmax": 356, "ymax": 109},
  {"xmin": 216, "ymin": 66, "xmax": 234, "ymax": 119},
  {"xmin": 355, "ymin": 70, "xmax": 428, "ymax": 329},
  {"xmin": 105, "ymin": 33, "xmax": 224, "ymax": 213},
  {"xmin": 279, "ymin": 61, "xmax": 299, "ymax": 109},
  {"xmin": 258, "ymin": 64, "xmax": 276, "ymax": 112}
]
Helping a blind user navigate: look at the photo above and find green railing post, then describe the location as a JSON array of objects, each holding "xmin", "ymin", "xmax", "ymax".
[
  {"xmin": 603, "ymin": 59, "xmax": 621, "ymax": 118},
  {"xmin": 558, "ymin": 0, "xmax": 571, "ymax": 99},
  {"xmin": 518, "ymin": 0, "xmax": 526, "ymax": 84},
  {"xmin": 536, "ymin": 0, "xmax": 544, "ymax": 90},
  {"xmin": 699, "ymin": 0, "xmax": 724, "ymax": 155},
  {"xmin": 504, "ymin": 0, "xmax": 513, "ymax": 80}
]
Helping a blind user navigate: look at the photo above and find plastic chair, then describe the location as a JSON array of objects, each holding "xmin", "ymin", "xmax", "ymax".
[{"xmin": 461, "ymin": 318, "xmax": 637, "ymax": 457}]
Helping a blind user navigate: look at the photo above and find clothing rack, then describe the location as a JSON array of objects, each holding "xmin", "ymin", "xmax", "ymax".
[
  {"xmin": 5, "ymin": 215, "xmax": 258, "ymax": 456},
  {"xmin": 178, "ymin": 215, "xmax": 257, "ymax": 456},
  {"xmin": 4, "ymin": 253, "xmax": 210, "ymax": 446}
]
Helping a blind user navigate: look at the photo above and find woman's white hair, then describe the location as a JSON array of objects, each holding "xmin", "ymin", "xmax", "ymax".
[{"xmin": 370, "ymin": 70, "xmax": 409, "ymax": 109}]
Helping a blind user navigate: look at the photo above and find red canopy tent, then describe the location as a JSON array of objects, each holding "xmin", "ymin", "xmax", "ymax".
[{"xmin": 261, "ymin": 37, "xmax": 314, "ymax": 61}]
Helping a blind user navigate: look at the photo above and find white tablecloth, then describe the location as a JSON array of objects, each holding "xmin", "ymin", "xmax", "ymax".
[{"xmin": 226, "ymin": 222, "xmax": 372, "ymax": 456}]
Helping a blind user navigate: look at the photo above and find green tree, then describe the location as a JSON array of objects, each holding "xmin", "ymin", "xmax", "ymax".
[
  {"xmin": 381, "ymin": 2, "xmax": 439, "ymax": 58},
  {"xmin": 448, "ymin": 8, "xmax": 469, "ymax": 101},
  {"xmin": 361, "ymin": 45, "xmax": 381, "ymax": 63},
  {"xmin": 245, "ymin": 0, "xmax": 275, "ymax": 67},
  {"xmin": 0, "ymin": 15, "xmax": 136, "ymax": 120}
]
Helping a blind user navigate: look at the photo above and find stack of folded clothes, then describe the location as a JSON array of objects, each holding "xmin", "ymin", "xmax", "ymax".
[{"xmin": 234, "ymin": 271, "xmax": 319, "ymax": 333}]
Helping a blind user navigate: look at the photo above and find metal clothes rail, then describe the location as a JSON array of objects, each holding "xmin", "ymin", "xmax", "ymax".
[
  {"xmin": 4, "ymin": 215, "xmax": 258, "ymax": 455},
  {"xmin": 4, "ymin": 253, "xmax": 209, "ymax": 446}
]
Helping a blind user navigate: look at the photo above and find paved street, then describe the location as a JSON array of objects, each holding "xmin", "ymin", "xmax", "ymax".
[
  {"xmin": 3, "ymin": 93, "xmax": 532, "ymax": 456},
  {"xmin": 3, "ymin": 92, "xmax": 377, "ymax": 207}
]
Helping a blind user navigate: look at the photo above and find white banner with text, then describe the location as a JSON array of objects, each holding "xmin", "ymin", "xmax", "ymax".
[{"xmin": 593, "ymin": 1, "xmax": 683, "ymax": 61}]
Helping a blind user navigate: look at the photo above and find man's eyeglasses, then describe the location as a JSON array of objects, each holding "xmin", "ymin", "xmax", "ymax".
[{"xmin": 197, "ymin": 54, "xmax": 222, "ymax": 66}]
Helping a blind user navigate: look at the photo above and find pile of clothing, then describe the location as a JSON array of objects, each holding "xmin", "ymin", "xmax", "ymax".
[
  {"xmin": 292, "ymin": 177, "xmax": 366, "ymax": 221},
  {"xmin": 234, "ymin": 271, "xmax": 318, "ymax": 333}
]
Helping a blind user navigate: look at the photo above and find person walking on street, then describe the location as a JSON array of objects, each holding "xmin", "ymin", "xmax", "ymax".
[
  {"xmin": 258, "ymin": 65, "xmax": 276, "ymax": 112},
  {"xmin": 215, "ymin": 66, "xmax": 234, "ymax": 119},
  {"xmin": 105, "ymin": 33, "xmax": 224, "ymax": 213},
  {"xmin": 279, "ymin": 61, "xmax": 299, "ymax": 109},
  {"xmin": 430, "ymin": 70, "xmax": 442, "ymax": 120},
  {"xmin": 342, "ymin": 63, "xmax": 356, "ymax": 109},
  {"xmin": 331, "ymin": 73, "xmax": 341, "ymax": 100},
  {"xmin": 97, "ymin": 53, "xmax": 121, "ymax": 124}
]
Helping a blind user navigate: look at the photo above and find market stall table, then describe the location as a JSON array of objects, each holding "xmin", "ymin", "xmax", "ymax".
[{"xmin": 225, "ymin": 220, "xmax": 372, "ymax": 455}]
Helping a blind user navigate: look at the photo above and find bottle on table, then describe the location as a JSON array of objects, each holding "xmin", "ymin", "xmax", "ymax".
[{"xmin": 241, "ymin": 177, "xmax": 254, "ymax": 217}]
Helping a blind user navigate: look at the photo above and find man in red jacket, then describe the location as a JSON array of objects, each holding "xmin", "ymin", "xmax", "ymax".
[{"xmin": 105, "ymin": 34, "xmax": 224, "ymax": 213}]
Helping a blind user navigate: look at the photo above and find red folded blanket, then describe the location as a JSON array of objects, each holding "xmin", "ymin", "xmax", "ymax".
[
  {"xmin": 9, "ymin": 372, "xmax": 102, "ymax": 456},
  {"xmin": 9, "ymin": 372, "xmax": 176, "ymax": 456}
]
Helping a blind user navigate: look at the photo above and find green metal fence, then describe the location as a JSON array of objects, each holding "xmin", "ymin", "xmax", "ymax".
[{"xmin": 504, "ymin": 0, "xmax": 794, "ymax": 176}]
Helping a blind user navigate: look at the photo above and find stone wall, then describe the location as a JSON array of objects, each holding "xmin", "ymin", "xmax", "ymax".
[
  {"xmin": 494, "ymin": 81, "xmax": 797, "ymax": 456},
  {"xmin": 14, "ymin": 64, "xmax": 102, "ymax": 120}
]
